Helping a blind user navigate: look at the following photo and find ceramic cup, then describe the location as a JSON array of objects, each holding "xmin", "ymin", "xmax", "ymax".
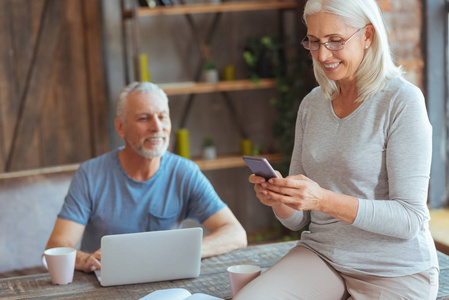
[
  {"xmin": 42, "ymin": 247, "xmax": 76, "ymax": 285},
  {"xmin": 227, "ymin": 264, "xmax": 261, "ymax": 297}
]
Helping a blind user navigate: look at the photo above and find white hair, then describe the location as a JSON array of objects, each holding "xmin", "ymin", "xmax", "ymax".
[
  {"xmin": 303, "ymin": 0, "xmax": 403, "ymax": 102},
  {"xmin": 116, "ymin": 82, "xmax": 169, "ymax": 122}
]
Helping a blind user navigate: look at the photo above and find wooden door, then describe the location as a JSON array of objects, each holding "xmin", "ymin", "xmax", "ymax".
[{"xmin": 0, "ymin": 0, "xmax": 108, "ymax": 173}]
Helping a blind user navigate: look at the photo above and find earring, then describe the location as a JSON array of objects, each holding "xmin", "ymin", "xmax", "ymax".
[{"xmin": 365, "ymin": 45, "xmax": 369, "ymax": 49}]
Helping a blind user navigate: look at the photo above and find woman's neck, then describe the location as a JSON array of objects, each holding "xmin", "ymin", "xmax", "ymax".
[{"xmin": 332, "ymin": 80, "xmax": 360, "ymax": 118}]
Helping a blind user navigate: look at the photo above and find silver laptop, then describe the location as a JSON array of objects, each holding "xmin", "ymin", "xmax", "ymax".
[{"xmin": 95, "ymin": 227, "xmax": 203, "ymax": 286}]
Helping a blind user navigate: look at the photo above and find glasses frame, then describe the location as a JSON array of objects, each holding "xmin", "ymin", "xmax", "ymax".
[{"xmin": 301, "ymin": 27, "xmax": 364, "ymax": 51}]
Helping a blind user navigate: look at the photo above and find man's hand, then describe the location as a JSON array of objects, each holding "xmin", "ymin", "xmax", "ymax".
[
  {"xmin": 46, "ymin": 218, "xmax": 102, "ymax": 273},
  {"xmin": 76, "ymin": 248, "xmax": 101, "ymax": 273}
]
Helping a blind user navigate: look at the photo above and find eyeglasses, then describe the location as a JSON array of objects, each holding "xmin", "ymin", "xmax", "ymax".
[{"xmin": 301, "ymin": 27, "xmax": 364, "ymax": 51}]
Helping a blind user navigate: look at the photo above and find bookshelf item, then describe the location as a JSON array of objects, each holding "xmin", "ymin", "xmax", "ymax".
[
  {"xmin": 223, "ymin": 65, "xmax": 236, "ymax": 81},
  {"xmin": 139, "ymin": 54, "xmax": 151, "ymax": 82},
  {"xmin": 176, "ymin": 129, "xmax": 190, "ymax": 159},
  {"xmin": 240, "ymin": 139, "xmax": 252, "ymax": 156}
]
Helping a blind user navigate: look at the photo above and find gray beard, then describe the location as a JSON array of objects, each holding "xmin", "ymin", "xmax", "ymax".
[{"xmin": 130, "ymin": 136, "xmax": 170, "ymax": 159}]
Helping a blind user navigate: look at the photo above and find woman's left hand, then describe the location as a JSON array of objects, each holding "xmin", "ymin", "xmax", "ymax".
[{"xmin": 261, "ymin": 174, "xmax": 327, "ymax": 212}]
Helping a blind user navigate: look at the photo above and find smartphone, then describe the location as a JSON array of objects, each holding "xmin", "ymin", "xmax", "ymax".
[{"xmin": 242, "ymin": 156, "xmax": 279, "ymax": 180}]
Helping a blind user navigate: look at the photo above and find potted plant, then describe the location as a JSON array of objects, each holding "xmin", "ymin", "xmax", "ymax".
[
  {"xmin": 202, "ymin": 60, "xmax": 219, "ymax": 83},
  {"xmin": 202, "ymin": 136, "xmax": 216, "ymax": 160},
  {"xmin": 243, "ymin": 35, "xmax": 284, "ymax": 83}
]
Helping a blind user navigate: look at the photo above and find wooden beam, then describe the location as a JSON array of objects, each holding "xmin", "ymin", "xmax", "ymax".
[
  {"xmin": 0, "ymin": 0, "xmax": 14, "ymax": 172},
  {"xmin": 0, "ymin": 163, "xmax": 79, "ymax": 180},
  {"xmin": 82, "ymin": 0, "xmax": 109, "ymax": 157},
  {"xmin": 6, "ymin": 0, "xmax": 66, "ymax": 171}
]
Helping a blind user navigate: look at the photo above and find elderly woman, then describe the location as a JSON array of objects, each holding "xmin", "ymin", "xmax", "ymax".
[{"xmin": 237, "ymin": 0, "xmax": 439, "ymax": 299}]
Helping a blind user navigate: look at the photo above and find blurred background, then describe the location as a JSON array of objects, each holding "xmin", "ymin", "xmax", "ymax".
[{"xmin": 0, "ymin": 0, "xmax": 447, "ymax": 248}]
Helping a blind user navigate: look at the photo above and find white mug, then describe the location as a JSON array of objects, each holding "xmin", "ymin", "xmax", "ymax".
[
  {"xmin": 227, "ymin": 264, "xmax": 261, "ymax": 297},
  {"xmin": 42, "ymin": 247, "xmax": 76, "ymax": 285}
]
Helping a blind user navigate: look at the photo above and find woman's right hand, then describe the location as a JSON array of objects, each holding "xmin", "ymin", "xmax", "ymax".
[
  {"xmin": 249, "ymin": 173, "xmax": 285, "ymax": 208},
  {"xmin": 249, "ymin": 173, "xmax": 295, "ymax": 219}
]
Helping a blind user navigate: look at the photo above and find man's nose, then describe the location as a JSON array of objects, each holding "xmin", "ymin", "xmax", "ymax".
[{"xmin": 149, "ymin": 115, "xmax": 163, "ymax": 131}]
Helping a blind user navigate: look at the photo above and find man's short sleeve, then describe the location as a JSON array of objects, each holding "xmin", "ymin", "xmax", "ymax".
[
  {"xmin": 183, "ymin": 164, "xmax": 226, "ymax": 224},
  {"xmin": 57, "ymin": 165, "xmax": 92, "ymax": 225}
]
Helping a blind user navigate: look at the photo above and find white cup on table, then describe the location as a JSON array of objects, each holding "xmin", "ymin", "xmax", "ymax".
[
  {"xmin": 227, "ymin": 264, "xmax": 261, "ymax": 297},
  {"xmin": 41, "ymin": 247, "xmax": 76, "ymax": 285}
]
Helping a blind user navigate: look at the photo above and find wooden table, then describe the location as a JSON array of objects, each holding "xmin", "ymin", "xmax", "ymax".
[
  {"xmin": 0, "ymin": 241, "xmax": 295, "ymax": 299},
  {"xmin": 1, "ymin": 241, "xmax": 449, "ymax": 299}
]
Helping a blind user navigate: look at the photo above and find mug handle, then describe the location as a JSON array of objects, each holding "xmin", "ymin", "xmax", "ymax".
[{"xmin": 41, "ymin": 254, "xmax": 48, "ymax": 270}]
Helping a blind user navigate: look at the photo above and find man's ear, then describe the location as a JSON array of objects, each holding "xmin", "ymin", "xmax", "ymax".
[{"xmin": 115, "ymin": 117, "xmax": 125, "ymax": 139}]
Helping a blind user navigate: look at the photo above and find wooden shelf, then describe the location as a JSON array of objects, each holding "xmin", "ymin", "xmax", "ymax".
[
  {"xmin": 124, "ymin": 0, "xmax": 393, "ymax": 19},
  {"xmin": 131, "ymin": 1, "xmax": 297, "ymax": 17},
  {"xmin": 158, "ymin": 79, "xmax": 276, "ymax": 96},
  {"xmin": 193, "ymin": 153, "xmax": 284, "ymax": 171}
]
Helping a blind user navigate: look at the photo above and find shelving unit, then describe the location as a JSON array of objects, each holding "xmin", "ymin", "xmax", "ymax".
[
  {"xmin": 193, "ymin": 153, "xmax": 283, "ymax": 171},
  {"xmin": 121, "ymin": 0, "xmax": 300, "ymax": 171},
  {"xmin": 159, "ymin": 79, "xmax": 276, "ymax": 95},
  {"xmin": 121, "ymin": 1, "xmax": 298, "ymax": 87}
]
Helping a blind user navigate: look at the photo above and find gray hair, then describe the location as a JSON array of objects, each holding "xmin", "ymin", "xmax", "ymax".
[
  {"xmin": 116, "ymin": 82, "xmax": 169, "ymax": 122},
  {"xmin": 303, "ymin": 0, "xmax": 403, "ymax": 103}
]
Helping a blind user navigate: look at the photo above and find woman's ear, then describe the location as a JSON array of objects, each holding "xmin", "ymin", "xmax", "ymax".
[{"xmin": 364, "ymin": 24, "xmax": 375, "ymax": 48}]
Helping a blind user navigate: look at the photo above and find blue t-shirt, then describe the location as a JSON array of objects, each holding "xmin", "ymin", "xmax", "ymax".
[{"xmin": 58, "ymin": 148, "xmax": 226, "ymax": 253}]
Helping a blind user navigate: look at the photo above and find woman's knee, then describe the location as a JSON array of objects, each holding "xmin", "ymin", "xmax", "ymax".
[{"xmin": 234, "ymin": 246, "xmax": 346, "ymax": 300}]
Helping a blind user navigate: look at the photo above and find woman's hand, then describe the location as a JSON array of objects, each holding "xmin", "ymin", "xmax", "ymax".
[
  {"xmin": 249, "ymin": 173, "xmax": 327, "ymax": 211},
  {"xmin": 262, "ymin": 174, "xmax": 327, "ymax": 212},
  {"xmin": 249, "ymin": 172, "xmax": 296, "ymax": 219},
  {"xmin": 250, "ymin": 173, "xmax": 325, "ymax": 210},
  {"xmin": 256, "ymin": 174, "xmax": 358, "ymax": 224},
  {"xmin": 249, "ymin": 172, "xmax": 285, "ymax": 208}
]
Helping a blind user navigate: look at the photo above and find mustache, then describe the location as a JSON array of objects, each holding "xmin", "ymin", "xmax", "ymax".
[{"xmin": 144, "ymin": 134, "xmax": 167, "ymax": 139}]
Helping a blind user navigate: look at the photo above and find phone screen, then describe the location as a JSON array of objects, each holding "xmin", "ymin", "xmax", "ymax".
[{"xmin": 242, "ymin": 156, "xmax": 279, "ymax": 179}]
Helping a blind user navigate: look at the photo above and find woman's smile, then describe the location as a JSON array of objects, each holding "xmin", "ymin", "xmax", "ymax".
[{"xmin": 322, "ymin": 61, "xmax": 341, "ymax": 71}]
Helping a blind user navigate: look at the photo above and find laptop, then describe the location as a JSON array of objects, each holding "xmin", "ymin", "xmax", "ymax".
[{"xmin": 94, "ymin": 227, "xmax": 203, "ymax": 286}]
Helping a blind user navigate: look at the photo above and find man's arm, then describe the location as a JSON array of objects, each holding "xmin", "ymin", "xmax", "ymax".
[
  {"xmin": 201, "ymin": 207, "xmax": 247, "ymax": 258},
  {"xmin": 46, "ymin": 218, "xmax": 101, "ymax": 273}
]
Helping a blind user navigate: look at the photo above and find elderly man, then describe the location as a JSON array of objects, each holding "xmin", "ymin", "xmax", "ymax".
[{"xmin": 46, "ymin": 82, "xmax": 247, "ymax": 273}]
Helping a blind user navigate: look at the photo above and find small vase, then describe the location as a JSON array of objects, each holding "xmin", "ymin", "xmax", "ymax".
[
  {"xmin": 203, "ymin": 146, "xmax": 217, "ymax": 160},
  {"xmin": 203, "ymin": 69, "xmax": 219, "ymax": 83}
]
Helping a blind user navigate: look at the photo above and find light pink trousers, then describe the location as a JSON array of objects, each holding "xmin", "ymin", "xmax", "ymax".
[{"xmin": 234, "ymin": 246, "xmax": 439, "ymax": 300}]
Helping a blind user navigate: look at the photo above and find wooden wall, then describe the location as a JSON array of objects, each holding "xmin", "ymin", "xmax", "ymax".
[{"xmin": 0, "ymin": 0, "xmax": 109, "ymax": 173}]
